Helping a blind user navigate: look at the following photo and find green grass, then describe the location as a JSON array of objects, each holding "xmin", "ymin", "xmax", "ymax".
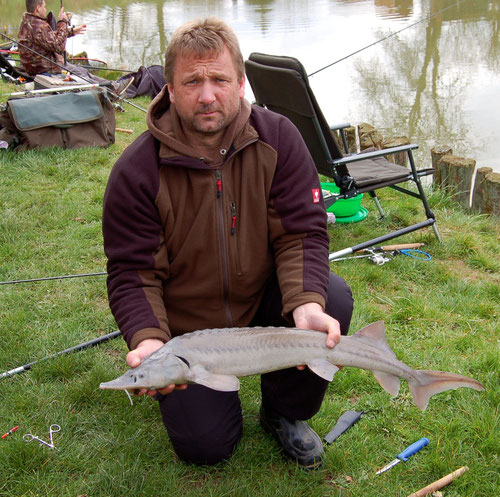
[{"xmin": 0, "ymin": 80, "xmax": 498, "ymax": 496}]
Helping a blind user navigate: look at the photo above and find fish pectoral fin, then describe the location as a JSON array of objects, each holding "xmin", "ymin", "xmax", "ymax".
[
  {"xmin": 190, "ymin": 365, "xmax": 240, "ymax": 392},
  {"xmin": 307, "ymin": 359, "xmax": 339, "ymax": 382},
  {"xmin": 372, "ymin": 370, "xmax": 400, "ymax": 396}
]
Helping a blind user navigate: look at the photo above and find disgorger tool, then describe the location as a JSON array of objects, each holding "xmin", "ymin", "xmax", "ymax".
[{"xmin": 376, "ymin": 437, "xmax": 429, "ymax": 475}]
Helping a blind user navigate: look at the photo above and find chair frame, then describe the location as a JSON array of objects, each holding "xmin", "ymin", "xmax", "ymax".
[
  {"xmin": 0, "ymin": 52, "xmax": 33, "ymax": 82},
  {"xmin": 245, "ymin": 53, "xmax": 441, "ymax": 259}
]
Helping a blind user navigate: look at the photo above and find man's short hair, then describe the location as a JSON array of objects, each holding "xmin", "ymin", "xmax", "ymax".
[
  {"xmin": 26, "ymin": 0, "xmax": 44, "ymax": 13},
  {"xmin": 164, "ymin": 17, "xmax": 244, "ymax": 84}
]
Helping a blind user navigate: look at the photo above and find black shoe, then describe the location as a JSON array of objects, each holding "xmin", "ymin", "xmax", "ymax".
[{"xmin": 259, "ymin": 406, "xmax": 324, "ymax": 469}]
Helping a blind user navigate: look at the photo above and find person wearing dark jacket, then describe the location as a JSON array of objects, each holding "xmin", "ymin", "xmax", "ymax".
[{"xmin": 102, "ymin": 17, "xmax": 353, "ymax": 469}]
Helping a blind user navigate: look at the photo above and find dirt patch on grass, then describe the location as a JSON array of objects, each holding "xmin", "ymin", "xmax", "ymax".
[{"xmin": 438, "ymin": 259, "xmax": 497, "ymax": 284}]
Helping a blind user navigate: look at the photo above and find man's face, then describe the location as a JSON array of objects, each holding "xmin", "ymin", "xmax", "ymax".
[
  {"xmin": 36, "ymin": 0, "xmax": 47, "ymax": 17},
  {"xmin": 168, "ymin": 47, "xmax": 245, "ymax": 140}
]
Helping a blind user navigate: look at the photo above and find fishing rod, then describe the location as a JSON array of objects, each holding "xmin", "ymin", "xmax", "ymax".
[
  {"xmin": 0, "ymin": 330, "xmax": 121, "ymax": 380},
  {"xmin": 2, "ymin": 53, "xmax": 134, "ymax": 74},
  {"xmin": 0, "ymin": 271, "xmax": 106, "ymax": 286},
  {"xmin": 79, "ymin": 65, "xmax": 133, "ymax": 73},
  {"xmin": 68, "ymin": 64, "xmax": 134, "ymax": 73},
  {"xmin": 0, "ymin": 31, "xmax": 147, "ymax": 113},
  {"xmin": 308, "ymin": 0, "xmax": 469, "ymax": 77},
  {"xmin": 8, "ymin": 84, "xmax": 109, "ymax": 96}
]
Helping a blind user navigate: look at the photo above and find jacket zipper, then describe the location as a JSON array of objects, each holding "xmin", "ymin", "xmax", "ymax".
[
  {"xmin": 215, "ymin": 170, "xmax": 234, "ymax": 326},
  {"xmin": 231, "ymin": 202, "xmax": 237, "ymax": 235},
  {"xmin": 230, "ymin": 202, "xmax": 243, "ymax": 277}
]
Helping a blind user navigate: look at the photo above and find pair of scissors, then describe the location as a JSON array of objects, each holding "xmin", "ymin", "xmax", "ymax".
[{"xmin": 23, "ymin": 424, "xmax": 61, "ymax": 449}]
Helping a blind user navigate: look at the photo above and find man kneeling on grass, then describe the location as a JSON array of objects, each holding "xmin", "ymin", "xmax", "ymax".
[{"xmin": 102, "ymin": 17, "xmax": 353, "ymax": 469}]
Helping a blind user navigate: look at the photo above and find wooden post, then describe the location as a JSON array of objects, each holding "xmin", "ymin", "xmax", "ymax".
[
  {"xmin": 436, "ymin": 154, "xmax": 475, "ymax": 208},
  {"xmin": 358, "ymin": 123, "xmax": 383, "ymax": 150},
  {"xmin": 431, "ymin": 145, "xmax": 453, "ymax": 187},
  {"xmin": 472, "ymin": 168, "xmax": 500, "ymax": 215},
  {"xmin": 383, "ymin": 136, "xmax": 410, "ymax": 167}
]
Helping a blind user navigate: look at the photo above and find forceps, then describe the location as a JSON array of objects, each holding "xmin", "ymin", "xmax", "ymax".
[
  {"xmin": 48, "ymin": 424, "xmax": 61, "ymax": 445},
  {"xmin": 23, "ymin": 424, "xmax": 61, "ymax": 449}
]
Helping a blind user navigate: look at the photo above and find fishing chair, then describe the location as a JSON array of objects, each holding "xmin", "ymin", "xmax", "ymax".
[
  {"xmin": 0, "ymin": 52, "xmax": 32, "ymax": 82},
  {"xmin": 245, "ymin": 53, "xmax": 441, "ymax": 259}
]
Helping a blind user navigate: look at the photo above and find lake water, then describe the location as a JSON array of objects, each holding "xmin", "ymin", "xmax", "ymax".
[{"xmin": 2, "ymin": 0, "xmax": 499, "ymax": 172}]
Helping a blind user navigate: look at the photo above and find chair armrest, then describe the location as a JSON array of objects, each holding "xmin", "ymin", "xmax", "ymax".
[
  {"xmin": 332, "ymin": 143, "xmax": 419, "ymax": 165},
  {"xmin": 330, "ymin": 123, "xmax": 352, "ymax": 153},
  {"xmin": 329, "ymin": 122, "xmax": 351, "ymax": 131}
]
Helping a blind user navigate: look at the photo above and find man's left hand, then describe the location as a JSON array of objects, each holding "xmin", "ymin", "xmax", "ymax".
[
  {"xmin": 73, "ymin": 24, "xmax": 87, "ymax": 35},
  {"xmin": 292, "ymin": 302, "xmax": 340, "ymax": 348}
]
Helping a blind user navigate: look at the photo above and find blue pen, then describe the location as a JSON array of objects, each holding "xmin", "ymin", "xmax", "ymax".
[{"xmin": 376, "ymin": 438, "xmax": 430, "ymax": 475}]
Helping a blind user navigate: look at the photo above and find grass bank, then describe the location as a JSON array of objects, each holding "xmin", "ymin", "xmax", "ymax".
[{"xmin": 0, "ymin": 81, "xmax": 498, "ymax": 497}]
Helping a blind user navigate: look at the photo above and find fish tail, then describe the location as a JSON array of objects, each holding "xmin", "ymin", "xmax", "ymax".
[{"xmin": 408, "ymin": 370, "xmax": 485, "ymax": 410}]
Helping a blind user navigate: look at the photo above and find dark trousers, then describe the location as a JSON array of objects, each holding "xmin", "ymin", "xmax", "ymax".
[{"xmin": 157, "ymin": 272, "xmax": 354, "ymax": 464}]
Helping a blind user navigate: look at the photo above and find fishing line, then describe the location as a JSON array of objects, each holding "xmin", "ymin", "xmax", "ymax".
[{"xmin": 308, "ymin": 0, "xmax": 469, "ymax": 77}]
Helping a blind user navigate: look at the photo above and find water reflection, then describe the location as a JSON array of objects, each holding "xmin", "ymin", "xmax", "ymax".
[
  {"xmin": 1, "ymin": 0, "xmax": 498, "ymax": 171},
  {"xmin": 348, "ymin": 0, "xmax": 500, "ymax": 171},
  {"xmin": 374, "ymin": 0, "xmax": 415, "ymax": 20}
]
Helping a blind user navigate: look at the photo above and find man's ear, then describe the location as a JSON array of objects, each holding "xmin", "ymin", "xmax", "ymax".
[
  {"xmin": 238, "ymin": 75, "xmax": 245, "ymax": 99},
  {"xmin": 167, "ymin": 83, "xmax": 175, "ymax": 104}
]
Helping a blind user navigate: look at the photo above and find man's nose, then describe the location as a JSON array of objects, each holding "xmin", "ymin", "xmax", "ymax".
[{"xmin": 198, "ymin": 81, "xmax": 217, "ymax": 105}]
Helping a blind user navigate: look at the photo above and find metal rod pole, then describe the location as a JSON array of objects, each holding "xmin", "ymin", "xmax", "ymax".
[
  {"xmin": 329, "ymin": 219, "xmax": 436, "ymax": 260},
  {"xmin": 69, "ymin": 64, "xmax": 134, "ymax": 73},
  {"xmin": 0, "ymin": 272, "xmax": 106, "ymax": 285},
  {"xmin": 0, "ymin": 330, "xmax": 121, "ymax": 380},
  {"xmin": 9, "ymin": 84, "xmax": 104, "ymax": 96}
]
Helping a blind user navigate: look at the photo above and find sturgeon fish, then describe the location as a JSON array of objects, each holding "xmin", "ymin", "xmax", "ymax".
[{"xmin": 99, "ymin": 321, "xmax": 484, "ymax": 410}]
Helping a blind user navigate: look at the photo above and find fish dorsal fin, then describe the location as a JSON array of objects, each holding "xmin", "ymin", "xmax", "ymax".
[
  {"xmin": 307, "ymin": 359, "xmax": 339, "ymax": 382},
  {"xmin": 353, "ymin": 321, "xmax": 397, "ymax": 359},
  {"xmin": 372, "ymin": 370, "xmax": 401, "ymax": 396},
  {"xmin": 190, "ymin": 364, "xmax": 240, "ymax": 392}
]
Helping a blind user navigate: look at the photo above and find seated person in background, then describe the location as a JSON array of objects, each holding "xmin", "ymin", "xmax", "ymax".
[{"xmin": 18, "ymin": 0, "xmax": 132, "ymax": 95}]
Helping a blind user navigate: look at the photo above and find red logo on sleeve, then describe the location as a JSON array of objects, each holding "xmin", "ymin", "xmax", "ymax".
[{"xmin": 312, "ymin": 188, "xmax": 320, "ymax": 203}]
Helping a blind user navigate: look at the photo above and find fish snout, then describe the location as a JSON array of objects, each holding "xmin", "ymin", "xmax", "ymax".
[{"xmin": 99, "ymin": 368, "xmax": 149, "ymax": 390}]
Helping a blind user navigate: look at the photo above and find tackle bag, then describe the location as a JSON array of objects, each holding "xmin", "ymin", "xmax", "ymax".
[
  {"xmin": 0, "ymin": 89, "xmax": 115, "ymax": 150},
  {"xmin": 119, "ymin": 65, "xmax": 166, "ymax": 99}
]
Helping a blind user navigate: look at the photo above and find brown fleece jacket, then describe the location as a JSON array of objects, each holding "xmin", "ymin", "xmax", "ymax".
[{"xmin": 103, "ymin": 87, "xmax": 330, "ymax": 349}]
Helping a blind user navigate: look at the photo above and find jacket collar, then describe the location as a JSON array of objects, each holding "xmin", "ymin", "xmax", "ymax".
[{"xmin": 146, "ymin": 85, "xmax": 255, "ymax": 167}]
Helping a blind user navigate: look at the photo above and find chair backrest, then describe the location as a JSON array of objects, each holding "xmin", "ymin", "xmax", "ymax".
[{"xmin": 245, "ymin": 52, "xmax": 347, "ymax": 180}]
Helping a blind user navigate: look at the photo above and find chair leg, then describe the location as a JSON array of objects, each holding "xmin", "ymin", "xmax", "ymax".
[
  {"xmin": 431, "ymin": 222, "xmax": 442, "ymax": 243},
  {"xmin": 407, "ymin": 150, "xmax": 442, "ymax": 243},
  {"xmin": 368, "ymin": 191, "xmax": 385, "ymax": 218}
]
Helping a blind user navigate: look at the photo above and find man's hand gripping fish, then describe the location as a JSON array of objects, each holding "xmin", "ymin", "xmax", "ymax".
[{"xmin": 100, "ymin": 321, "xmax": 484, "ymax": 410}]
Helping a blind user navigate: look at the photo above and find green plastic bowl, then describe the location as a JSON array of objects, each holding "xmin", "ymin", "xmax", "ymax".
[{"xmin": 321, "ymin": 182, "xmax": 363, "ymax": 218}]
